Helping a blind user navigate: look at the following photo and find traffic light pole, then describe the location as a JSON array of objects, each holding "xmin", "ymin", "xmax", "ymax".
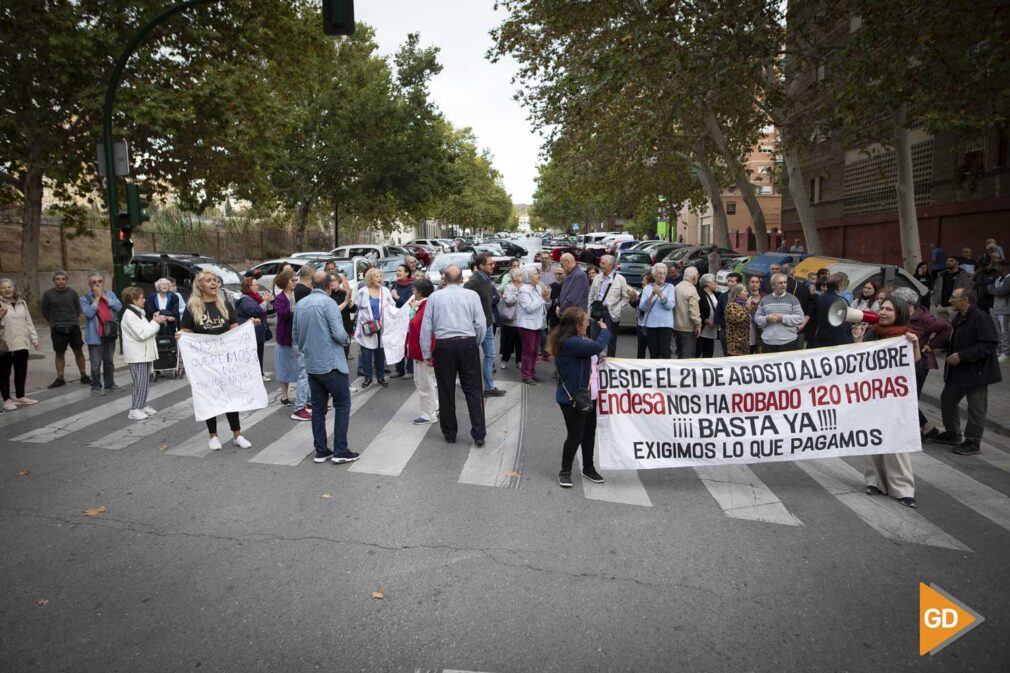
[{"xmin": 102, "ymin": 0, "xmax": 214, "ymax": 293}]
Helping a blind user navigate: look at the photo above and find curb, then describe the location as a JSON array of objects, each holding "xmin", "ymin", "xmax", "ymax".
[{"xmin": 920, "ymin": 391, "xmax": 1010, "ymax": 439}]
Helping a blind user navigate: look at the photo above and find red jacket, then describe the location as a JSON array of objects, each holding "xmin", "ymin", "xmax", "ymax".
[{"xmin": 406, "ymin": 299, "xmax": 434, "ymax": 362}]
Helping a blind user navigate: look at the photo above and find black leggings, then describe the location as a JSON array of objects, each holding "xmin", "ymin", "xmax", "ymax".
[
  {"xmin": 499, "ymin": 325, "xmax": 523, "ymax": 363},
  {"xmin": 560, "ymin": 404, "xmax": 597, "ymax": 472},
  {"xmin": 646, "ymin": 327, "xmax": 672, "ymax": 359},
  {"xmin": 915, "ymin": 361, "xmax": 929, "ymax": 427},
  {"xmin": 698, "ymin": 336, "xmax": 716, "ymax": 358},
  {"xmin": 257, "ymin": 341, "xmax": 265, "ymax": 374},
  {"xmin": 637, "ymin": 327, "xmax": 648, "ymax": 358},
  {"xmin": 206, "ymin": 412, "xmax": 241, "ymax": 435},
  {"xmin": 0, "ymin": 349, "xmax": 29, "ymax": 400}
]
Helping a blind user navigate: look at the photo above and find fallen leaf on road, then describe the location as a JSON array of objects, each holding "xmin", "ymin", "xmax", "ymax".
[
  {"xmin": 81, "ymin": 506, "xmax": 108, "ymax": 517},
  {"xmin": 19, "ymin": 469, "xmax": 30, "ymax": 477},
  {"xmin": 505, "ymin": 471, "xmax": 520, "ymax": 478},
  {"xmin": 321, "ymin": 493, "xmax": 332, "ymax": 499},
  {"xmin": 159, "ymin": 443, "xmax": 168, "ymax": 451},
  {"xmin": 371, "ymin": 590, "xmax": 384, "ymax": 600},
  {"xmin": 35, "ymin": 599, "xmax": 48, "ymax": 606}
]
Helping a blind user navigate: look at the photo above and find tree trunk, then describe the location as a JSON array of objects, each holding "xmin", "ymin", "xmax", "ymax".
[
  {"xmin": 21, "ymin": 168, "xmax": 43, "ymax": 310},
  {"xmin": 702, "ymin": 104, "xmax": 768, "ymax": 252},
  {"xmin": 692, "ymin": 139, "xmax": 730, "ymax": 248},
  {"xmin": 332, "ymin": 200, "xmax": 339, "ymax": 248},
  {"xmin": 783, "ymin": 142, "xmax": 823, "ymax": 255},
  {"xmin": 894, "ymin": 103, "xmax": 921, "ymax": 271},
  {"xmin": 295, "ymin": 199, "xmax": 312, "ymax": 250}
]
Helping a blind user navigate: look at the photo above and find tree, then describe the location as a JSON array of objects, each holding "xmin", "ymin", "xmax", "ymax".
[{"xmin": 428, "ymin": 128, "xmax": 512, "ymax": 235}]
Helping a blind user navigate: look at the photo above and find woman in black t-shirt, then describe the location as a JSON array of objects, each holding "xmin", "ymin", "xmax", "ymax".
[{"xmin": 179, "ymin": 271, "xmax": 255, "ymax": 452}]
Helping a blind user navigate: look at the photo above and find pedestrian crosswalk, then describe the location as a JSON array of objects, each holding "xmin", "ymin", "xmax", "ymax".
[{"xmin": 5, "ymin": 377, "xmax": 1010, "ymax": 554}]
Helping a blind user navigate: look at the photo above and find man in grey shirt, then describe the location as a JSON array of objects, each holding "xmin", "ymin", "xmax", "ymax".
[
  {"xmin": 421, "ymin": 265, "xmax": 488, "ymax": 446},
  {"xmin": 40, "ymin": 270, "xmax": 89, "ymax": 387},
  {"xmin": 754, "ymin": 273, "xmax": 806, "ymax": 352}
]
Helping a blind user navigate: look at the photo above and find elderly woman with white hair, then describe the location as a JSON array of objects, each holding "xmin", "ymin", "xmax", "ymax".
[
  {"xmin": 354, "ymin": 267, "xmax": 396, "ymax": 389},
  {"xmin": 517, "ymin": 265, "xmax": 551, "ymax": 384},
  {"xmin": 498, "ymin": 267, "xmax": 524, "ymax": 369},
  {"xmin": 0, "ymin": 277, "xmax": 41, "ymax": 411},
  {"xmin": 637, "ymin": 263, "xmax": 677, "ymax": 359},
  {"xmin": 146, "ymin": 277, "xmax": 181, "ymax": 340},
  {"xmin": 697, "ymin": 272, "xmax": 720, "ymax": 358}
]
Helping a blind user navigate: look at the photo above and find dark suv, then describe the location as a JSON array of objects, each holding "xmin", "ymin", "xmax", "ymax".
[{"xmin": 127, "ymin": 253, "xmax": 245, "ymax": 301}]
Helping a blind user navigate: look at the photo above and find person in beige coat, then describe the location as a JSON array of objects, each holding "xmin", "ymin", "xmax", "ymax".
[
  {"xmin": 120, "ymin": 287, "xmax": 167, "ymax": 420},
  {"xmin": 0, "ymin": 277, "xmax": 41, "ymax": 411},
  {"xmin": 587, "ymin": 255, "xmax": 629, "ymax": 357},
  {"xmin": 673, "ymin": 266, "xmax": 702, "ymax": 359}
]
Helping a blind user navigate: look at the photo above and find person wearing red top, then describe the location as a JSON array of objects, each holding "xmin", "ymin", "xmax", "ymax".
[{"xmin": 407, "ymin": 278, "xmax": 438, "ymax": 425}]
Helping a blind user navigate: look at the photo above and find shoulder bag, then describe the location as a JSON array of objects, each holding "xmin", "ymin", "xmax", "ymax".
[
  {"xmin": 590, "ymin": 277, "xmax": 615, "ymax": 321},
  {"xmin": 558, "ymin": 354, "xmax": 593, "ymax": 414},
  {"xmin": 362, "ymin": 291, "xmax": 382, "ymax": 336}
]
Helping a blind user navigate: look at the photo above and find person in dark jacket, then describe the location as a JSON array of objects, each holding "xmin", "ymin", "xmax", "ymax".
[
  {"xmin": 546, "ymin": 307, "xmax": 610, "ymax": 488},
  {"xmin": 814, "ymin": 273, "xmax": 855, "ymax": 348},
  {"xmin": 235, "ymin": 276, "xmax": 273, "ymax": 381},
  {"xmin": 390, "ymin": 264, "xmax": 415, "ymax": 379},
  {"xmin": 146, "ymin": 278, "xmax": 181, "ymax": 339},
  {"xmin": 464, "ymin": 253, "xmax": 505, "ymax": 396},
  {"xmin": 934, "ymin": 288, "xmax": 1003, "ymax": 454}
]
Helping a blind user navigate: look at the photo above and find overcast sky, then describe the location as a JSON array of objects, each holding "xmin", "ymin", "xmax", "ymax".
[{"xmin": 356, "ymin": 1, "xmax": 541, "ymax": 203}]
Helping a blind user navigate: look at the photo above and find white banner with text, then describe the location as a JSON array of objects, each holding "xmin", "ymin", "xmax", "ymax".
[
  {"xmin": 178, "ymin": 321, "xmax": 269, "ymax": 421},
  {"xmin": 597, "ymin": 338, "xmax": 921, "ymax": 470}
]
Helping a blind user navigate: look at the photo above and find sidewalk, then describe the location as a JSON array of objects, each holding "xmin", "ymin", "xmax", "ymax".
[
  {"xmin": 919, "ymin": 364, "xmax": 1010, "ymax": 438},
  {"xmin": 24, "ymin": 323, "xmax": 129, "ymax": 394}
]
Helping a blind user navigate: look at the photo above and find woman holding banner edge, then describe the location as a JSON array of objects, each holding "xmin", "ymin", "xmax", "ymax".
[
  {"xmin": 854, "ymin": 294, "xmax": 922, "ymax": 508},
  {"xmin": 547, "ymin": 307, "xmax": 610, "ymax": 489},
  {"xmin": 178, "ymin": 271, "xmax": 255, "ymax": 451}
]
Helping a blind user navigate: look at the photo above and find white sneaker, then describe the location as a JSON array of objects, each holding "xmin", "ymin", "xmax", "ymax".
[
  {"xmin": 2, "ymin": 399, "xmax": 17, "ymax": 411},
  {"xmin": 261, "ymin": 374, "xmax": 272, "ymax": 382},
  {"xmin": 142, "ymin": 406, "xmax": 157, "ymax": 416},
  {"xmin": 14, "ymin": 397, "xmax": 38, "ymax": 406},
  {"xmin": 128, "ymin": 409, "xmax": 148, "ymax": 421},
  {"xmin": 999, "ymin": 354, "xmax": 1008, "ymax": 364},
  {"xmin": 208, "ymin": 436, "xmax": 223, "ymax": 451},
  {"xmin": 232, "ymin": 435, "xmax": 252, "ymax": 449}
]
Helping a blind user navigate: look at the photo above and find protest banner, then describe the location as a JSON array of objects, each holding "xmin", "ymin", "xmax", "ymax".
[
  {"xmin": 597, "ymin": 338, "xmax": 921, "ymax": 470},
  {"xmin": 177, "ymin": 321, "xmax": 269, "ymax": 421}
]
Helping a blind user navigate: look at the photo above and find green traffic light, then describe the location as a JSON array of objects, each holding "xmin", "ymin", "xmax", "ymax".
[{"xmin": 126, "ymin": 183, "xmax": 152, "ymax": 229}]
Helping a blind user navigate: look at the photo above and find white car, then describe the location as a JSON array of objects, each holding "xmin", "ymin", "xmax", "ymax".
[
  {"xmin": 426, "ymin": 252, "xmax": 475, "ymax": 287},
  {"xmin": 406, "ymin": 238, "xmax": 453, "ymax": 254}
]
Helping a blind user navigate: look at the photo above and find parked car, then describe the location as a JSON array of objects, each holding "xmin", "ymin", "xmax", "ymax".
[
  {"xmin": 244, "ymin": 256, "xmax": 328, "ymax": 291},
  {"xmin": 330, "ymin": 244, "xmax": 410, "ymax": 260},
  {"xmin": 473, "ymin": 244, "xmax": 518, "ymax": 274},
  {"xmin": 426, "ymin": 252, "xmax": 475, "ymax": 286},
  {"xmin": 484, "ymin": 238, "xmax": 528, "ymax": 259},
  {"xmin": 406, "ymin": 238, "xmax": 452, "ymax": 254},
  {"xmin": 615, "ymin": 249, "xmax": 655, "ymax": 288},
  {"xmin": 790, "ymin": 256, "xmax": 928, "ymax": 301},
  {"xmin": 127, "ymin": 253, "xmax": 244, "ymax": 302},
  {"xmin": 638, "ymin": 242, "xmax": 685, "ymax": 264},
  {"xmin": 742, "ymin": 253, "xmax": 810, "ymax": 282},
  {"xmin": 716, "ymin": 256, "xmax": 752, "ymax": 292},
  {"xmin": 289, "ymin": 251, "xmax": 332, "ymax": 259},
  {"xmin": 661, "ymin": 245, "xmax": 744, "ymax": 275},
  {"xmin": 401, "ymin": 244, "xmax": 434, "ymax": 267}
]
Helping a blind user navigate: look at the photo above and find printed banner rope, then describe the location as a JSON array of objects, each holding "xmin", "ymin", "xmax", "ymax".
[
  {"xmin": 177, "ymin": 321, "xmax": 269, "ymax": 421},
  {"xmin": 597, "ymin": 338, "xmax": 921, "ymax": 470}
]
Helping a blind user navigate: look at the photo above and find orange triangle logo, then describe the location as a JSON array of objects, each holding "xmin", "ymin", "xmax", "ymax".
[{"xmin": 919, "ymin": 582, "xmax": 985, "ymax": 656}]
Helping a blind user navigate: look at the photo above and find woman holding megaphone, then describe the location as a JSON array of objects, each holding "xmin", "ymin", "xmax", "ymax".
[{"xmin": 854, "ymin": 294, "xmax": 922, "ymax": 508}]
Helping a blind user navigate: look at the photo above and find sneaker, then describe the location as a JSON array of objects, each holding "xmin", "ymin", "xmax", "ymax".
[
  {"xmin": 932, "ymin": 430, "xmax": 962, "ymax": 446},
  {"xmin": 349, "ymin": 385, "xmax": 360, "ymax": 394},
  {"xmin": 558, "ymin": 471, "xmax": 573, "ymax": 488},
  {"xmin": 920, "ymin": 427, "xmax": 939, "ymax": 441},
  {"xmin": 79, "ymin": 374, "xmax": 91, "ymax": 385},
  {"xmin": 531, "ymin": 376, "xmax": 545, "ymax": 383},
  {"xmin": 128, "ymin": 409, "xmax": 148, "ymax": 421},
  {"xmin": 279, "ymin": 398, "xmax": 293, "ymax": 406},
  {"xmin": 389, "ymin": 372, "xmax": 404, "ymax": 379},
  {"xmin": 262, "ymin": 374, "xmax": 272, "ymax": 382},
  {"xmin": 107, "ymin": 385, "xmax": 124, "ymax": 393},
  {"xmin": 91, "ymin": 388, "xmax": 107, "ymax": 396},
  {"xmin": 865, "ymin": 485, "xmax": 885, "ymax": 496},
  {"xmin": 500, "ymin": 361, "xmax": 508, "ymax": 370},
  {"xmin": 331, "ymin": 451, "xmax": 360, "ymax": 464},
  {"xmin": 14, "ymin": 397, "xmax": 38, "ymax": 406},
  {"xmin": 208, "ymin": 436, "xmax": 223, "ymax": 451},
  {"xmin": 998, "ymin": 354, "xmax": 1008, "ymax": 364},
  {"xmin": 412, "ymin": 416, "xmax": 435, "ymax": 425},
  {"xmin": 582, "ymin": 468, "xmax": 605, "ymax": 483},
  {"xmin": 377, "ymin": 379, "xmax": 388, "ymax": 388},
  {"xmin": 475, "ymin": 438, "xmax": 486, "ymax": 447},
  {"xmin": 361, "ymin": 379, "xmax": 372, "ymax": 389},
  {"xmin": 403, "ymin": 373, "xmax": 413, "ymax": 380},
  {"xmin": 484, "ymin": 388, "xmax": 507, "ymax": 398},
  {"xmin": 232, "ymin": 435, "xmax": 252, "ymax": 449},
  {"xmin": 142, "ymin": 406, "xmax": 157, "ymax": 416},
  {"xmin": 2, "ymin": 399, "xmax": 16, "ymax": 411},
  {"xmin": 290, "ymin": 408, "xmax": 312, "ymax": 421},
  {"xmin": 898, "ymin": 497, "xmax": 917, "ymax": 508},
  {"xmin": 953, "ymin": 442, "xmax": 981, "ymax": 456},
  {"xmin": 313, "ymin": 452, "xmax": 334, "ymax": 464},
  {"xmin": 48, "ymin": 377, "xmax": 66, "ymax": 389},
  {"xmin": 522, "ymin": 378, "xmax": 538, "ymax": 386}
]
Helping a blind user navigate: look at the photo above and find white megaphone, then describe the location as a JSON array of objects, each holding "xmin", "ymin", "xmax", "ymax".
[{"xmin": 827, "ymin": 298, "xmax": 880, "ymax": 326}]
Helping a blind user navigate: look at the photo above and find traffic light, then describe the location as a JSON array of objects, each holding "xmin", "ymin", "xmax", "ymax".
[
  {"xmin": 126, "ymin": 183, "xmax": 152, "ymax": 229},
  {"xmin": 322, "ymin": 0, "xmax": 354, "ymax": 35}
]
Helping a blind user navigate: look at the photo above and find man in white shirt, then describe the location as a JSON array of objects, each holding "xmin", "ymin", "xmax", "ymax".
[{"xmin": 588, "ymin": 255, "xmax": 629, "ymax": 357}]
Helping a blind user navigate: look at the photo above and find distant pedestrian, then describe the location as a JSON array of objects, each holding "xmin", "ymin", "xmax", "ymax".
[
  {"xmin": 0, "ymin": 278, "xmax": 41, "ymax": 410},
  {"xmin": 391, "ymin": 263, "xmax": 415, "ymax": 379},
  {"xmin": 723, "ymin": 285, "xmax": 752, "ymax": 356},
  {"xmin": 464, "ymin": 253, "xmax": 505, "ymax": 396},
  {"xmin": 498, "ymin": 268, "xmax": 524, "ymax": 370},
  {"xmin": 293, "ymin": 270, "xmax": 358, "ymax": 464},
  {"xmin": 674, "ymin": 267, "xmax": 702, "ymax": 358},
  {"xmin": 354, "ymin": 268, "xmax": 395, "ymax": 389},
  {"xmin": 697, "ymin": 273, "xmax": 719, "ymax": 358},
  {"xmin": 406, "ymin": 279, "xmax": 439, "ymax": 425},
  {"xmin": 851, "ymin": 281, "xmax": 881, "ymax": 313},
  {"xmin": 236, "ymin": 276, "xmax": 273, "ymax": 382},
  {"xmin": 855, "ymin": 295, "xmax": 921, "ymax": 507},
  {"xmin": 80, "ymin": 272, "xmax": 123, "ymax": 395},
  {"xmin": 179, "ymin": 271, "xmax": 254, "ymax": 451},
  {"xmin": 516, "ymin": 265, "xmax": 549, "ymax": 385},
  {"xmin": 913, "ymin": 262, "xmax": 933, "ymax": 308},
  {"xmin": 329, "ymin": 270, "xmax": 357, "ymax": 360},
  {"xmin": 790, "ymin": 239, "xmax": 805, "ymax": 254},
  {"xmin": 929, "ymin": 243, "xmax": 946, "ymax": 273},
  {"xmin": 985, "ymin": 238, "xmax": 1004, "ymax": 262},
  {"xmin": 754, "ymin": 273, "xmax": 804, "ymax": 352},
  {"xmin": 639, "ymin": 263, "xmax": 676, "ymax": 359},
  {"xmin": 934, "ymin": 288, "xmax": 1002, "ymax": 455},
  {"xmin": 930, "ymin": 257, "xmax": 972, "ymax": 321},
  {"xmin": 987, "ymin": 259, "xmax": 1010, "ymax": 362},
  {"xmin": 120, "ymin": 286, "xmax": 167, "ymax": 420},
  {"xmin": 420, "ymin": 265, "xmax": 487, "ymax": 445},
  {"xmin": 273, "ymin": 269, "xmax": 311, "ymax": 420},
  {"xmin": 973, "ymin": 253, "xmax": 1001, "ymax": 314},
  {"xmin": 588, "ymin": 255, "xmax": 629, "ymax": 357},
  {"xmin": 547, "ymin": 307, "xmax": 610, "ymax": 489},
  {"xmin": 40, "ymin": 270, "xmax": 89, "ymax": 387}
]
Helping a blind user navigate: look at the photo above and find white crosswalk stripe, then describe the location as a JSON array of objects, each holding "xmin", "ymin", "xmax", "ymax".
[
  {"xmin": 88, "ymin": 398, "xmax": 196, "ymax": 451},
  {"xmin": 911, "ymin": 452, "xmax": 1010, "ymax": 533},
  {"xmin": 459, "ymin": 382, "xmax": 524, "ymax": 489},
  {"xmin": 0, "ymin": 385, "xmax": 97, "ymax": 428},
  {"xmin": 350, "ymin": 392, "xmax": 433, "ymax": 476},
  {"xmin": 165, "ymin": 397, "xmax": 282, "ymax": 458},
  {"xmin": 694, "ymin": 464, "xmax": 802, "ymax": 526},
  {"xmin": 977, "ymin": 440, "xmax": 1010, "ymax": 474},
  {"xmin": 794, "ymin": 457, "xmax": 970, "ymax": 551},
  {"xmin": 10, "ymin": 379, "xmax": 189, "ymax": 443},
  {"xmin": 577, "ymin": 454, "xmax": 653, "ymax": 507}
]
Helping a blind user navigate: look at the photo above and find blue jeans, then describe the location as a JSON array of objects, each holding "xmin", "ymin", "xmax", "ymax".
[
  {"xmin": 481, "ymin": 326, "xmax": 496, "ymax": 390},
  {"xmin": 294, "ymin": 347, "xmax": 309, "ymax": 410},
  {"xmin": 308, "ymin": 369, "xmax": 351, "ymax": 457},
  {"xmin": 360, "ymin": 346, "xmax": 386, "ymax": 382},
  {"xmin": 88, "ymin": 340, "xmax": 116, "ymax": 390}
]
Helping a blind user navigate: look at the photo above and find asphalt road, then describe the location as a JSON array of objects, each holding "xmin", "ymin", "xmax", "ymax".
[{"xmin": 2, "ymin": 237, "xmax": 1008, "ymax": 672}]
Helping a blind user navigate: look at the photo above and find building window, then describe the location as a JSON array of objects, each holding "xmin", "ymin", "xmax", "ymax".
[
  {"xmin": 809, "ymin": 176, "xmax": 823, "ymax": 204},
  {"xmin": 759, "ymin": 146, "xmax": 775, "ymax": 153},
  {"xmin": 757, "ymin": 185, "xmax": 773, "ymax": 195},
  {"xmin": 726, "ymin": 201, "xmax": 736, "ymax": 215}
]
